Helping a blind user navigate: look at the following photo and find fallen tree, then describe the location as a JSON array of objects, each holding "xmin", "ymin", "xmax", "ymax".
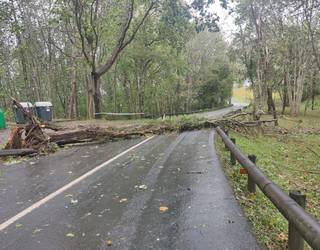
[
  {"xmin": 0, "ymin": 148, "xmax": 37, "ymax": 157},
  {"xmin": 1, "ymin": 99, "xmax": 277, "ymax": 157},
  {"xmin": 4, "ymin": 98, "xmax": 50, "ymax": 151}
]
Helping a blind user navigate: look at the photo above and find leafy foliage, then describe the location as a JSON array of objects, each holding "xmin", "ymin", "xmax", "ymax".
[{"xmin": 0, "ymin": 0, "xmax": 233, "ymax": 118}]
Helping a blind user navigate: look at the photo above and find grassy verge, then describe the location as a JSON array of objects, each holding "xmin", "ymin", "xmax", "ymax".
[
  {"xmin": 232, "ymin": 87, "xmax": 281, "ymax": 104},
  {"xmin": 217, "ymin": 114, "xmax": 320, "ymax": 249}
]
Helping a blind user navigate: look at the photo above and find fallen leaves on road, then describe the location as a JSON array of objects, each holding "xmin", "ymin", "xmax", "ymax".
[
  {"xmin": 119, "ymin": 198, "xmax": 128, "ymax": 203},
  {"xmin": 80, "ymin": 212, "xmax": 92, "ymax": 219},
  {"xmin": 159, "ymin": 206, "xmax": 169, "ymax": 213},
  {"xmin": 135, "ymin": 184, "xmax": 147, "ymax": 190},
  {"xmin": 70, "ymin": 199, "xmax": 78, "ymax": 204},
  {"xmin": 106, "ymin": 240, "xmax": 113, "ymax": 246},
  {"xmin": 66, "ymin": 232, "xmax": 75, "ymax": 237},
  {"xmin": 32, "ymin": 228, "xmax": 42, "ymax": 234}
]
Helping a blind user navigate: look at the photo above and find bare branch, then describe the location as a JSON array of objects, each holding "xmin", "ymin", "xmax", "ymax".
[
  {"xmin": 72, "ymin": 0, "xmax": 92, "ymax": 65},
  {"xmin": 96, "ymin": 1, "xmax": 155, "ymax": 77}
]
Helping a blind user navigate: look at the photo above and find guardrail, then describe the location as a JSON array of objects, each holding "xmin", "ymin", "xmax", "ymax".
[
  {"xmin": 216, "ymin": 126, "xmax": 320, "ymax": 250},
  {"xmin": 94, "ymin": 112, "xmax": 145, "ymax": 119}
]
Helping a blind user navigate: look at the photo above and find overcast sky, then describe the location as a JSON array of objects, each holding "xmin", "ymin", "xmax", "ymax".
[
  {"xmin": 211, "ymin": 1, "xmax": 236, "ymax": 42},
  {"xmin": 185, "ymin": 0, "xmax": 236, "ymax": 42}
]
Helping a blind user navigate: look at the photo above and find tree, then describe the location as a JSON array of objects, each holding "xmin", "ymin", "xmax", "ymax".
[
  {"xmin": 232, "ymin": 0, "xmax": 318, "ymax": 117},
  {"xmin": 64, "ymin": 0, "xmax": 156, "ymax": 118},
  {"xmin": 0, "ymin": 0, "xmax": 233, "ymax": 119}
]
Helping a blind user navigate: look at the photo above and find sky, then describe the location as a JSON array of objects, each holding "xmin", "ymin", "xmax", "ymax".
[
  {"xmin": 211, "ymin": 1, "xmax": 237, "ymax": 42},
  {"xmin": 184, "ymin": 0, "xmax": 237, "ymax": 42}
]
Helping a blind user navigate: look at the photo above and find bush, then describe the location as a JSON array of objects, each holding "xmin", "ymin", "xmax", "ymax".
[{"xmin": 4, "ymin": 109, "xmax": 14, "ymax": 122}]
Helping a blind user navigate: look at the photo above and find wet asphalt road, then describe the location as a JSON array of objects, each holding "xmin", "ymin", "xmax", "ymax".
[{"xmin": 0, "ymin": 106, "xmax": 259, "ymax": 250}]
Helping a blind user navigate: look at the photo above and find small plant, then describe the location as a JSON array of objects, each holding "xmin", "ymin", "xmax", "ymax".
[{"xmin": 4, "ymin": 109, "xmax": 14, "ymax": 122}]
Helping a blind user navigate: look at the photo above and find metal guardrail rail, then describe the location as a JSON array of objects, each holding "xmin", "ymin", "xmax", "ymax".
[{"xmin": 216, "ymin": 126, "xmax": 320, "ymax": 250}]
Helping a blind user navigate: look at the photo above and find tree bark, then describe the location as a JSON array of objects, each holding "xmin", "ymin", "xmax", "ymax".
[
  {"xmin": 311, "ymin": 71, "xmax": 316, "ymax": 110},
  {"xmin": 68, "ymin": 67, "xmax": 78, "ymax": 119},
  {"xmin": 267, "ymin": 87, "xmax": 278, "ymax": 125},
  {"xmin": 93, "ymin": 73, "xmax": 101, "ymax": 115}
]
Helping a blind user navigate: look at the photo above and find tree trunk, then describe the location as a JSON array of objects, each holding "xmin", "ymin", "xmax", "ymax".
[
  {"xmin": 282, "ymin": 66, "xmax": 288, "ymax": 115},
  {"xmin": 311, "ymin": 72, "xmax": 316, "ymax": 110},
  {"xmin": 113, "ymin": 81, "xmax": 117, "ymax": 113},
  {"xmin": 93, "ymin": 74, "xmax": 101, "ymax": 115},
  {"xmin": 87, "ymin": 72, "xmax": 101, "ymax": 119},
  {"xmin": 267, "ymin": 87, "xmax": 278, "ymax": 125},
  {"xmin": 68, "ymin": 67, "xmax": 78, "ymax": 119},
  {"xmin": 267, "ymin": 88, "xmax": 273, "ymax": 114},
  {"xmin": 87, "ymin": 76, "xmax": 94, "ymax": 119}
]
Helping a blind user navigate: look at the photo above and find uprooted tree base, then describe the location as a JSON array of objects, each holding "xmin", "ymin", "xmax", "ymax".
[{"xmin": 1, "ymin": 102, "xmax": 277, "ymax": 157}]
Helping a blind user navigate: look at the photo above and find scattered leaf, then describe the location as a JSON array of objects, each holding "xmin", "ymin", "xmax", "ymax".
[
  {"xmin": 138, "ymin": 184, "xmax": 147, "ymax": 190},
  {"xmin": 70, "ymin": 199, "xmax": 78, "ymax": 204},
  {"xmin": 33, "ymin": 228, "xmax": 42, "ymax": 234},
  {"xmin": 66, "ymin": 232, "xmax": 75, "ymax": 237},
  {"xmin": 119, "ymin": 198, "xmax": 128, "ymax": 203},
  {"xmin": 15, "ymin": 223, "xmax": 23, "ymax": 228},
  {"xmin": 106, "ymin": 240, "xmax": 113, "ymax": 246},
  {"xmin": 159, "ymin": 206, "xmax": 169, "ymax": 213}
]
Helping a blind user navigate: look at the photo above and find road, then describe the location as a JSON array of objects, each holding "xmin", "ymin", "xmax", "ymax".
[
  {"xmin": 193, "ymin": 104, "xmax": 247, "ymax": 119},
  {"xmin": 0, "ymin": 105, "xmax": 259, "ymax": 250}
]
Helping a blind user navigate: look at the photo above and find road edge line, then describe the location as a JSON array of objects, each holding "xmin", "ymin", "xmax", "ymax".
[{"xmin": 0, "ymin": 136, "xmax": 155, "ymax": 231}]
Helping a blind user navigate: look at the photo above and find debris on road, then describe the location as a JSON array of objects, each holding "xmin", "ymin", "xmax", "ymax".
[
  {"xmin": 0, "ymin": 148, "xmax": 37, "ymax": 157},
  {"xmin": 159, "ymin": 206, "xmax": 169, "ymax": 213},
  {"xmin": 66, "ymin": 233, "xmax": 75, "ymax": 237},
  {"xmin": 70, "ymin": 199, "xmax": 78, "ymax": 204},
  {"xmin": 15, "ymin": 223, "xmax": 23, "ymax": 228},
  {"xmin": 119, "ymin": 198, "xmax": 128, "ymax": 203},
  {"xmin": 106, "ymin": 240, "xmax": 113, "ymax": 246},
  {"xmin": 186, "ymin": 171, "xmax": 203, "ymax": 174},
  {"xmin": 32, "ymin": 228, "xmax": 42, "ymax": 235},
  {"xmin": 1, "ymin": 98, "xmax": 276, "ymax": 158},
  {"xmin": 137, "ymin": 184, "xmax": 148, "ymax": 190}
]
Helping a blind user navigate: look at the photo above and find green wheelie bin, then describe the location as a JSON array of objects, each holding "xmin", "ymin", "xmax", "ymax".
[{"xmin": 0, "ymin": 108, "xmax": 6, "ymax": 129}]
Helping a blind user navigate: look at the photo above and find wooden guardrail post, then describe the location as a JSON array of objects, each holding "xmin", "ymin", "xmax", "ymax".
[
  {"xmin": 288, "ymin": 190, "xmax": 306, "ymax": 250},
  {"xmin": 224, "ymin": 130, "xmax": 229, "ymax": 149},
  {"xmin": 247, "ymin": 155, "xmax": 257, "ymax": 193},
  {"xmin": 216, "ymin": 126, "xmax": 320, "ymax": 249},
  {"xmin": 230, "ymin": 138, "xmax": 236, "ymax": 165}
]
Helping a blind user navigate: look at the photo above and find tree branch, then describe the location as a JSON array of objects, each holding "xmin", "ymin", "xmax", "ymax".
[
  {"xmin": 72, "ymin": 0, "xmax": 92, "ymax": 65},
  {"xmin": 96, "ymin": 1, "xmax": 155, "ymax": 77}
]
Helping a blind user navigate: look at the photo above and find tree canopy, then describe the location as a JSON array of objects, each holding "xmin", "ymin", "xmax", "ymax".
[
  {"xmin": 0, "ymin": 0, "xmax": 234, "ymax": 119},
  {"xmin": 232, "ymin": 0, "xmax": 320, "ymax": 116}
]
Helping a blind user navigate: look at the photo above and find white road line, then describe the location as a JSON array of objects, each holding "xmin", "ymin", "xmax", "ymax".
[{"xmin": 0, "ymin": 136, "xmax": 155, "ymax": 232}]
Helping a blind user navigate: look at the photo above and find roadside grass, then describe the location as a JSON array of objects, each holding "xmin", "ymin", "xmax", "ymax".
[
  {"xmin": 233, "ymin": 87, "xmax": 253, "ymax": 103},
  {"xmin": 277, "ymin": 96, "xmax": 320, "ymax": 130},
  {"xmin": 217, "ymin": 133, "xmax": 320, "ymax": 249},
  {"xmin": 217, "ymin": 107, "xmax": 320, "ymax": 249},
  {"xmin": 232, "ymin": 87, "xmax": 281, "ymax": 104}
]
